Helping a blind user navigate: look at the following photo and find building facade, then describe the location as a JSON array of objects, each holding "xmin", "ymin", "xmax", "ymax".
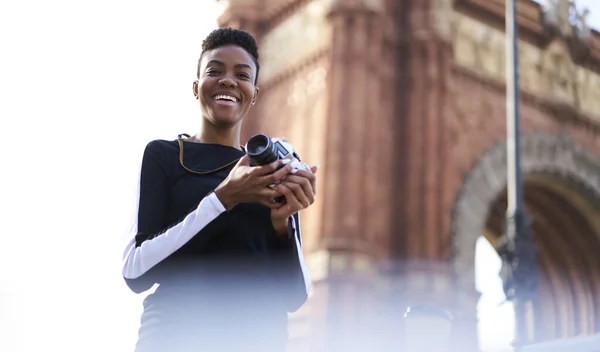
[{"xmin": 218, "ymin": 0, "xmax": 600, "ymax": 350}]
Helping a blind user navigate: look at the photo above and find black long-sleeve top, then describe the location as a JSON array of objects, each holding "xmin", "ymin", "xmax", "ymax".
[{"xmin": 122, "ymin": 138, "xmax": 310, "ymax": 322}]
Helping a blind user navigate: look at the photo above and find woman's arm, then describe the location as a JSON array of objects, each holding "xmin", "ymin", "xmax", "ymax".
[
  {"xmin": 289, "ymin": 212, "xmax": 311, "ymax": 309},
  {"xmin": 272, "ymin": 212, "xmax": 311, "ymax": 312},
  {"xmin": 121, "ymin": 141, "xmax": 228, "ymax": 293},
  {"xmin": 269, "ymin": 165, "xmax": 318, "ymax": 312}
]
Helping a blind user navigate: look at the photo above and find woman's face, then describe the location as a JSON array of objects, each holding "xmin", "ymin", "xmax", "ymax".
[{"xmin": 194, "ymin": 44, "xmax": 259, "ymax": 127}]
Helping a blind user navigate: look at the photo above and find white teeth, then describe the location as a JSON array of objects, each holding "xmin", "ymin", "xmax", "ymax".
[{"xmin": 214, "ymin": 94, "xmax": 238, "ymax": 102}]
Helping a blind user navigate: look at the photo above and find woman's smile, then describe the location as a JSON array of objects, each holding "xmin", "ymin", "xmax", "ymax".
[{"xmin": 213, "ymin": 93, "xmax": 240, "ymax": 107}]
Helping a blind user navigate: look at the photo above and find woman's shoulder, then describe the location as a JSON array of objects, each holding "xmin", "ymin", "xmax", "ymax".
[
  {"xmin": 140, "ymin": 138, "xmax": 182, "ymax": 173},
  {"xmin": 146, "ymin": 139, "xmax": 178, "ymax": 151},
  {"xmin": 144, "ymin": 138, "xmax": 179, "ymax": 155}
]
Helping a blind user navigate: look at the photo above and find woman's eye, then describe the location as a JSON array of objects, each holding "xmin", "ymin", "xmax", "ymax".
[
  {"xmin": 206, "ymin": 70, "xmax": 220, "ymax": 76},
  {"xmin": 238, "ymin": 73, "xmax": 250, "ymax": 79}
]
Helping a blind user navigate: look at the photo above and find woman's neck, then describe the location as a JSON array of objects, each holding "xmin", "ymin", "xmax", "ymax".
[{"xmin": 193, "ymin": 121, "xmax": 242, "ymax": 149}]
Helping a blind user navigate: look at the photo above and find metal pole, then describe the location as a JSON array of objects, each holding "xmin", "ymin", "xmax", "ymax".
[
  {"xmin": 501, "ymin": 0, "xmax": 538, "ymax": 350},
  {"xmin": 505, "ymin": 0, "xmax": 521, "ymax": 218}
]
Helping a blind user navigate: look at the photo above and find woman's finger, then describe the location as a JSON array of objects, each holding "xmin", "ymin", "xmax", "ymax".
[
  {"xmin": 261, "ymin": 164, "xmax": 293, "ymax": 186},
  {"xmin": 258, "ymin": 187, "xmax": 283, "ymax": 199},
  {"xmin": 294, "ymin": 169, "xmax": 317, "ymax": 182},
  {"xmin": 273, "ymin": 183, "xmax": 299, "ymax": 208},
  {"xmin": 253, "ymin": 159, "xmax": 290, "ymax": 176},
  {"xmin": 255, "ymin": 187, "xmax": 286, "ymax": 208},
  {"xmin": 291, "ymin": 169, "xmax": 317, "ymax": 195},
  {"xmin": 260, "ymin": 199, "xmax": 284, "ymax": 209},
  {"xmin": 235, "ymin": 154, "xmax": 250, "ymax": 167},
  {"xmin": 282, "ymin": 175, "xmax": 314, "ymax": 204},
  {"xmin": 280, "ymin": 181, "xmax": 310, "ymax": 208}
]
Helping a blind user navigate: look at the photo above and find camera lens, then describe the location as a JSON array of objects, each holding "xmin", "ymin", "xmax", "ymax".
[{"xmin": 246, "ymin": 134, "xmax": 278, "ymax": 166}]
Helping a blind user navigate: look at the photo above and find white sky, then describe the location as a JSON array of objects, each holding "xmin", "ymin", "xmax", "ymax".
[
  {"xmin": 0, "ymin": 1, "xmax": 598, "ymax": 352},
  {"xmin": 0, "ymin": 1, "xmax": 221, "ymax": 351}
]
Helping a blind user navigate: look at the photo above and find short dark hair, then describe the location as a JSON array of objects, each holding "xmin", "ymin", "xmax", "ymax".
[{"xmin": 197, "ymin": 27, "xmax": 260, "ymax": 84}]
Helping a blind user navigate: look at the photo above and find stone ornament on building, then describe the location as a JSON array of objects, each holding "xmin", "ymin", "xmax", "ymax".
[
  {"xmin": 451, "ymin": 12, "xmax": 600, "ymax": 120},
  {"xmin": 537, "ymin": 41, "xmax": 578, "ymax": 103},
  {"xmin": 541, "ymin": 0, "xmax": 592, "ymax": 41},
  {"xmin": 542, "ymin": 0, "xmax": 573, "ymax": 37},
  {"xmin": 449, "ymin": 134, "xmax": 600, "ymax": 288},
  {"xmin": 573, "ymin": 6, "xmax": 592, "ymax": 41},
  {"xmin": 453, "ymin": 15, "xmax": 504, "ymax": 78},
  {"xmin": 259, "ymin": 0, "xmax": 334, "ymax": 84}
]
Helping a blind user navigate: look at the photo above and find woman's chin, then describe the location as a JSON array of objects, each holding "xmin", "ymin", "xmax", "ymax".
[{"xmin": 209, "ymin": 114, "xmax": 242, "ymax": 127}]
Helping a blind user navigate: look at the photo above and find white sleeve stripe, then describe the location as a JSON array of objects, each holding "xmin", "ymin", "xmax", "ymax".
[
  {"xmin": 207, "ymin": 191, "xmax": 226, "ymax": 213},
  {"xmin": 122, "ymin": 192, "xmax": 225, "ymax": 279},
  {"xmin": 290, "ymin": 215, "xmax": 311, "ymax": 295}
]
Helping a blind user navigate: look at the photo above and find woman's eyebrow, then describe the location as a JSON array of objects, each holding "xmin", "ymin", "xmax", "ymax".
[{"xmin": 206, "ymin": 59, "xmax": 251, "ymax": 70}]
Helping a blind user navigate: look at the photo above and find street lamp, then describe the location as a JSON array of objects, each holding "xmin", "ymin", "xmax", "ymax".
[
  {"xmin": 403, "ymin": 305, "xmax": 454, "ymax": 352},
  {"xmin": 496, "ymin": 0, "xmax": 539, "ymax": 350}
]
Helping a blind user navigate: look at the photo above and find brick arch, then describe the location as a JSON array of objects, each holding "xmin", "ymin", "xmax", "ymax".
[
  {"xmin": 483, "ymin": 178, "xmax": 600, "ymax": 338},
  {"xmin": 449, "ymin": 133, "xmax": 600, "ymax": 293}
]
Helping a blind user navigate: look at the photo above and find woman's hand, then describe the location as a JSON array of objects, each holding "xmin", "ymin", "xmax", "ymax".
[
  {"xmin": 271, "ymin": 165, "xmax": 319, "ymax": 236},
  {"xmin": 214, "ymin": 155, "xmax": 294, "ymax": 211}
]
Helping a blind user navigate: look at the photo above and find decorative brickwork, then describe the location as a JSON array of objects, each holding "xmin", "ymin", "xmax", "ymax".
[{"xmin": 219, "ymin": 0, "xmax": 600, "ymax": 349}]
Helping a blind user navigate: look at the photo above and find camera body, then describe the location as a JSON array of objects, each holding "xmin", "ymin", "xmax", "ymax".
[{"xmin": 245, "ymin": 134, "xmax": 310, "ymax": 173}]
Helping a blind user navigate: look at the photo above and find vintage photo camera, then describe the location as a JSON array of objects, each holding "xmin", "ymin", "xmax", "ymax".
[
  {"xmin": 246, "ymin": 134, "xmax": 311, "ymax": 203},
  {"xmin": 245, "ymin": 134, "xmax": 310, "ymax": 172}
]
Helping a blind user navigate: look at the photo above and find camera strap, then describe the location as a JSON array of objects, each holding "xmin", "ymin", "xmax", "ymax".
[{"xmin": 176, "ymin": 134, "xmax": 243, "ymax": 175}]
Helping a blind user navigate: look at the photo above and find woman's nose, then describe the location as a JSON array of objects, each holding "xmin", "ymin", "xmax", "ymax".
[{"xmin": 218, "ymin": 77, "xmax": 237, "ymax": 87}]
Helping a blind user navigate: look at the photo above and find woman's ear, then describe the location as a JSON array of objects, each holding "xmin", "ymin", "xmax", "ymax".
[
  {"xmin": 252, "ymin": 86, "xmax": 260, "ymax": 105},
  {"xmin": 192, "ymin": 80, "xmax": 199, "ymax": 99}
]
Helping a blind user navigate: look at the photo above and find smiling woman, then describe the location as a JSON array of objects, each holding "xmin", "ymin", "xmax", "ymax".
[
  {"xmin": 193, "ymin": 30, "xmax": 260, "ymax": 134},
  {"xmin": 121, "ymin": 28, "xmax": 318, "ymax": 352}
]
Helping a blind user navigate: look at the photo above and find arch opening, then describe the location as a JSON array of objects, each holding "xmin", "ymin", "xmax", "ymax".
[
  {"xmin": 450, "ymin": 134, "xmax": 600, "ymax": 349},
  {"xmin": 476, "ymin": 173, "xmax": 600, "ymax": 347}
]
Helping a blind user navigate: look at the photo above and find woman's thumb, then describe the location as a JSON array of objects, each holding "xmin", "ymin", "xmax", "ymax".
[{"xmin": 237, "ymin": 154, "xmax": 250, "ymax": 166}]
